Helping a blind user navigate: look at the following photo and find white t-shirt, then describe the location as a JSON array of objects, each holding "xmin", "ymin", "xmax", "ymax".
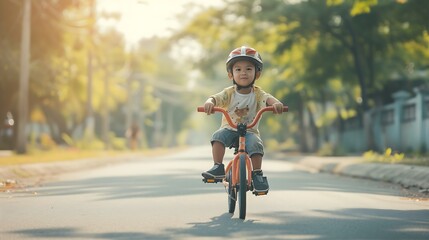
[
  {"xmin": 211, "ymin": 85, "xmax": 274, "ymax": 135},
  {"xmin": 227, "ymin": 89, "xmax": 257, "ymax": 126}
]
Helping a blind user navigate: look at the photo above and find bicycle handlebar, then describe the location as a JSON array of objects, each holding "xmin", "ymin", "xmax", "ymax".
[{"xmin": 197, "ymin": 105, "xmax": 288, "ymax": 129}]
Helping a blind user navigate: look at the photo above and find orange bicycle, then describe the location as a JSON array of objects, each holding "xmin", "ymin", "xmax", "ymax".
[{"xmin": 197, "ymin": 105, "xmax": 288, "ymax": 219}]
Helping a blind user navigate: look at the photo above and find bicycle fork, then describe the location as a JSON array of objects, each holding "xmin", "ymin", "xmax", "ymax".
[{"xmin": 223, "ymin": 135, "xmax": 253, "ymax": 190}]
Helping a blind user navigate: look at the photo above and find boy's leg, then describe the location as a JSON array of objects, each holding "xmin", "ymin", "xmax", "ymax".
[
  {"xmin": 245, "ymin": 133, "xmax": 264, "ymax": 171},
  {"xmin": 212, "ymin": 141, "xmax": 225, "ymax": 164},
  {"xmin": 202, "ymin": 141, "xmax": 226, "ymax": 179},
  {"xmin": 202, "ymin": 129, "xmax": 236, "ymax": 179},
  {"xmin": 246, "ymin": 133, "xmax": 269, "ymax": 192},
  {"xmin": 250, "ymin": 154, "xmax": 262, "ymax": 170},
  {"xmin": 251, "ymin": 154, "xmax": 269, "ymax": 193}
]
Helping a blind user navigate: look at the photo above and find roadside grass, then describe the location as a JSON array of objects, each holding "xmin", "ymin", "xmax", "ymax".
[
  {"xmin": 371, "ymin": 156, "xmax": 429, "ymax": 166},
  {"xmin": 0, "ymin": 147, "xmax": 187, "ymax": 192},
  {"xmin": 363, "ymin": 148, "xmax": 429, "ymax": 166},
  {"xmin": 0, "ymin": 147, "xmax": 183, "ymax": 167}
]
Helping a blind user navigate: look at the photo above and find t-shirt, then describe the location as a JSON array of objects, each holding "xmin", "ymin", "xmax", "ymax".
[{"xmin": 210, "ymin": 85, "xmax": 274, "ymax": 135}]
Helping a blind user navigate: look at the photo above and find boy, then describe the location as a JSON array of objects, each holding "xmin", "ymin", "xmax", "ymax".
[{"xmin": 201, "ymin": 46, "xmax": 284, "ymax": 193}]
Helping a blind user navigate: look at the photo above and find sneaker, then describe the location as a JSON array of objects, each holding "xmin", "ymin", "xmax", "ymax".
[
  {"xmin": 252, "ymin": 170, "xmax": 269, "ymax": 193},
  {"xmin": 202, "ymin": 163, "xmax": 225, "ymax": 179}
]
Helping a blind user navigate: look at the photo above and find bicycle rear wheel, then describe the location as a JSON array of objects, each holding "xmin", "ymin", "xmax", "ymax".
[
  {"xmin": 238, "ymin": 154, "xmax": 247, "ymax": 219},
  {"xmin": 227, "ymin": 169, "xmax": 236, "ymax": 213}
]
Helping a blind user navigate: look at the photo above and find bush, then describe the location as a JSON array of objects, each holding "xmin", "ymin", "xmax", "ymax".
[
  {"xmin": 317, "ymin": 142, "xmax": 347, "ymax": 156},
  {"xmin": 363, "ymin": 148, "xmax": 405, "ymax": 163},
  {"xmin": 265, "ymin": 138, "xmax": 298, "ymax": 152},
  {"xmin": 110, "ymin": 136, "xmax": 127, "ymax": 150},
  {"xmin": 39, "ymin": 133, "xmax": 57, "ymax": 150}
]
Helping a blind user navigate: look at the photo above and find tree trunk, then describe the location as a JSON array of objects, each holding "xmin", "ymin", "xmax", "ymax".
[{"xmin": 297, "ymin": 95, "xmax": 309, "ymax": 152}]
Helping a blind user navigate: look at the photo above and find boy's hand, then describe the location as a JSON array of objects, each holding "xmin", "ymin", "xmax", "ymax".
[
  {"xmin": 272, "ymin": 102, "xmax": 284, "ymax": 114},
  {"xmin": 204, "ymin": 99, "xmax": 215, "ymax": 115}
]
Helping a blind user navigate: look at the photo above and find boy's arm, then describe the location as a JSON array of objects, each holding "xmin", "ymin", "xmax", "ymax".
[
  {"xmin": 204, "ymin": 97, "xmax": 216, "ymax": 115},
  {"xmin": 266, "ymin": 97, "xmax": 284, "ymax": 114},
  {"xmin": 203, "ymin": 87, "xmax": 231, "ymax": 114}
]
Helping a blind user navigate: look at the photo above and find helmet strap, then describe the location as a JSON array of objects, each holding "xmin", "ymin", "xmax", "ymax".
[{"xmin": 233, "ymin": 77, "xmax": 256, "ymax": 90}]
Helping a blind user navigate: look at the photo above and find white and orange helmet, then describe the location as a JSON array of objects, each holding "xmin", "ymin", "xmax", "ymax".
[{"xmin": 226, "ymin": 46, "xmax": 263, "ymax": 73}]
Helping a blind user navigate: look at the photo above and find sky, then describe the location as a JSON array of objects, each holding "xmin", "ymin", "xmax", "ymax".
[{"xmin": 97, "ymin": 0, "xmax": 224, "ymax": 47}]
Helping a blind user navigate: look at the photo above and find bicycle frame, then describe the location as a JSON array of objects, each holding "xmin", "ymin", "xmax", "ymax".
[
  {"xmin": 225, "ymin": 125, "xmax": 253, "ymax": 188},
  {"xmin": 197, "ymin": 105, "xmax": 288, "ymax": 189},
  {"xmin": 198, "ymin": 105, "xmax": 288, "ymax": 219}
]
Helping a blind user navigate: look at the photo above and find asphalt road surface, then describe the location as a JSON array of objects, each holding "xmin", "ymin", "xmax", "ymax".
[{"xmin": 1, "ymin": 146, "xmax": 428, "ymax": 240}]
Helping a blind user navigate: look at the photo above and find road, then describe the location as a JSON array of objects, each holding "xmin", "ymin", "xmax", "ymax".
[{"xmin": 1, "ymin": 146, "xmax": 428, "ymax": 240}]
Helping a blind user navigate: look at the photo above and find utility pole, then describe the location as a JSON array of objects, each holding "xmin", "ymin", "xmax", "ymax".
[
  {"xmin": 102, "ymin": 71, "xmax": 110, "ymax": 150},
  {"xmin": 126, "ymin": 71, "xmax": 132, "ymax": 148},
  {"xmin": 16, "ymin": 0, "xmax": 31, "ymax": 154},
  {"xmin": 138, "ymin": 76, "xmax": 147, "ymax": 149},
  {"xmin": 85, "ymin": 0, "xmax": 95, "ymax": 139}
]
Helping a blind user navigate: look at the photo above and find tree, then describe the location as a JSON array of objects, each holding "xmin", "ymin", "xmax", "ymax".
[
  {"xmin": 175, "ymin": 0, "xmax": 429, "ymax": 152},
  {"xmin": 0, "ymin": 0, "xmax": 91, "ymax": 151}
]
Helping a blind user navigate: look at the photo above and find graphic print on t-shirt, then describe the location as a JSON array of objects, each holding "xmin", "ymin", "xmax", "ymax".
[
  {"xmin": 234, "ymin": 105, "xmax": 250, "ymax": 123},
  {"xmin": 228, "ymin": 90, "xmax": 257, "ymax": 126}
]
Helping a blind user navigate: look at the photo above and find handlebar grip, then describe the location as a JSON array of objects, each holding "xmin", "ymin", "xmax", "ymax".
[
  {"xmin": 283, "ymin": 106, "xmax": 289, "ymax": 112},
  {"xmin": 197, "ymin": 106, "xmax": 205, "ymax": 112}
]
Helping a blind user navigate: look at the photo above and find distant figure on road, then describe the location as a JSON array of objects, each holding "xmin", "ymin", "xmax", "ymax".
[
  {"xmin": 126, "ymin": 122, "xmax": 140, "ymax": 150},
  {"xmin": 0, "ymin": 112, "xmax": 14, "ymax": 150}
]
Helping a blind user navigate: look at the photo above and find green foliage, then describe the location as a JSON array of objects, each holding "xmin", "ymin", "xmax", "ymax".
[
  {"xmin": 1, "ymin": 0, "xmax": 428, "ymax": 154},
  {"xmin": 265, "ymin": 138, "xmax": 299, "ymax": 152},
  {"xmin": 60, "ymin": 132, "xmax": 126, "ymax": 151},
  {"xmin": 75, "ymin": 135, "xmax": 105, "ymax": 151},
  {"xmin": 62, "ymin": 133, "xmax": 75, "ymax": 147},
  {"xmin": 363, "ymin": 148, "xmax": 405, "ymax": 163},
  {"xmin": 350, "ymin": 0, "xmax": 378, "ymax": 16},
  {"xmin": 0, "ymin": 0, "xmax": 198, "ymax": 151},
  {"xmin": 175, "ymin": 0, "xmax": 428, "ymax": 153},
  {"xmin": 317, "ymin": 142, "xmax": 347, "ymax": 156},
  {"xmin": 109, "ymin": 135, "xmax": 127, "ymax": 151}
]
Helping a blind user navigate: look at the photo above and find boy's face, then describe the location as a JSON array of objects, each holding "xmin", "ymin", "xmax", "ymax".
[{"xmin": 228, "ymin": 60, "xmax": 260, "ymax": 86}]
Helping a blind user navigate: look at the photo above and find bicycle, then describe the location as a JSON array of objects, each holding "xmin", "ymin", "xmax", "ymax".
[{"xmin": 197, "ymin": 105, "xmax": 288, "ymax": 219}]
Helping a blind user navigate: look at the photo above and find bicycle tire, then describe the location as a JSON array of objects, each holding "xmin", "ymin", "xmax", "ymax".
[
  {"xmin": 227, "ymin": 169, "xmax": 236, "ymax": 213},
  {"xmin": 238, "ymin": 154, "xmax": 247, "ymax": 219}
]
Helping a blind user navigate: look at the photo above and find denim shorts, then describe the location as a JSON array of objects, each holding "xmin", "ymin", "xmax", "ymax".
[{"xmin": 211, "ymin": 128, "xmax": 264, "ymax": 157}]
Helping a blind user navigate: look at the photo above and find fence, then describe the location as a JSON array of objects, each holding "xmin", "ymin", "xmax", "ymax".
[{"xmin": 332, "ymin": 88, "xmax": 429, "ymax": 153}]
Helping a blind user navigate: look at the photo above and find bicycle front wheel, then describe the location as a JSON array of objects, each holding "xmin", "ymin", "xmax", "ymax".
[
  {"xmin": 238, "ymin": 154, "xmax": 247, "ymax": 219},
  {"xmin": 227, "ymin": 169, "xmax": 236, "ymax": 213}
]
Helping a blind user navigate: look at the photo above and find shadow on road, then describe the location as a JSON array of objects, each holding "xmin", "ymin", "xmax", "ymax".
[
  {"xmin": 169, "ymin": 209, "xmax": 429, "ymax": 240},
  {"xmin": 23, "ymin": 156, "xmax": 407, "ymax": 201},
  {"xmin": 11, "ymin": 209, "xmax": 429, "ymax": 239},
  {"xmin": 34, "ymin": 172, "xmax": 218, "ymax": 200},
  {"xmin": 11, "ymin": 227, "xmax": 168, "ymax": 240},
  {"xmin": 32, "ymin": 171, "xmax": 407, "ymax": 202},
  {"xmin": 7, "ymin": 152, "xmax": 428, "ymax": 239}
]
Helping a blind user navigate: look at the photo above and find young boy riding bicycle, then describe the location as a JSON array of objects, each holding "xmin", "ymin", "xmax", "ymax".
[{"xmin": 201, "ymin": 46, "xmax": 284, "ymax": 193}]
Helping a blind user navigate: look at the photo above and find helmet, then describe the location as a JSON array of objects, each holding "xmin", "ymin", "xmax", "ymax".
[{"xmin": 226, "ymin": 46, "xmax": 263, "ymax": 73}]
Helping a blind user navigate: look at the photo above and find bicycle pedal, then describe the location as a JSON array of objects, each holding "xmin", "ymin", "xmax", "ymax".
[
  {"xmin": 202, "ymin": 178, "xmax": 223, "ymax": 183},
  {"xmin": 253, "ymin": 190, "xmax": 268, "ymax": 196}
]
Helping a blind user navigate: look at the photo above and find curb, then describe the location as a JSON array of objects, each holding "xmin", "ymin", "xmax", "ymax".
[
  {"xmin": 0, "ymin": 155, "xmax": 139, "ymax": 186},
  {"xmin": 290, "ymin": 156, "xmax": 429, "ymax": 191},
  {"xmin": 2, "ymin": 152, "xmax": 429, "ymax": 192},
  {"xmin": 337, "ymin": 163, "xmax": 429, "ymax": 190}
]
